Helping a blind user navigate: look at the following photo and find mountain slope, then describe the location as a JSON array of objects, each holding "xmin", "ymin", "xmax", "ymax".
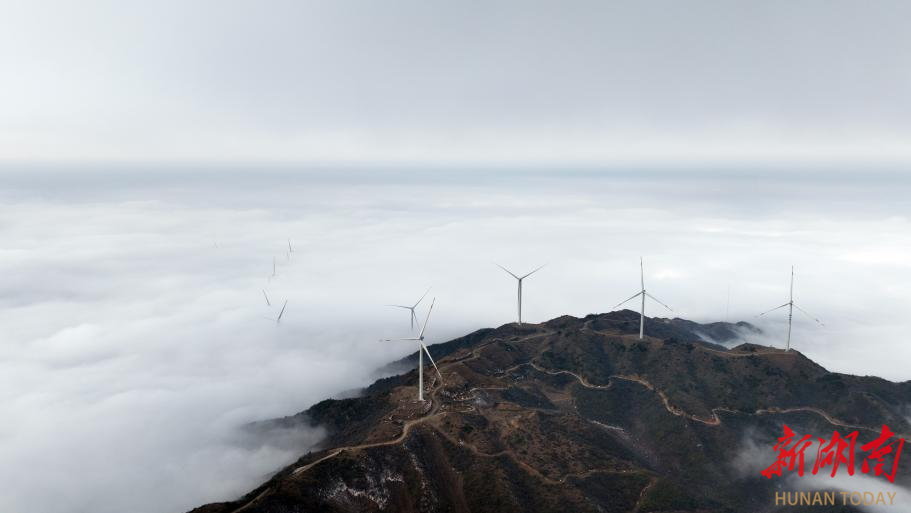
[{"xmin": 190, "ymin": 311, "xmax": 911, "ymax": 513}]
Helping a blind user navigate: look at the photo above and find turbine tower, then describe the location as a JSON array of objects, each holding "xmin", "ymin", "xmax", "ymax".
[
  {"xmin": 382, "ymin": 298, "xmax": 443, "ymax": 401},
  {"xmin": 496, "ymin": 263, "xmax": 545, "ymax": 324},
  {"xmin": 612, "ymin": 257, "xmax": 673, "ymax": 339},
  {"xmin": 386, "ymin": 288, "xmax": 431, "ymax": 332},
  {"xmin": 758, "ymin": 266, "xmax": 824, "ymax": 351}
]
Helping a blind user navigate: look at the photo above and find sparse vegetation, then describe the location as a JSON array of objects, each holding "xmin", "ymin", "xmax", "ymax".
[{"xmin": 194, "ymin": 311, "xmax": 911, "ymax": 513}]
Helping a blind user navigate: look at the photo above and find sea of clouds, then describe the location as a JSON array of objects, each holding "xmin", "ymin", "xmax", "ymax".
[{"xmin": 0, "ymin": 168, "xmax": 908, "ymax": 513}]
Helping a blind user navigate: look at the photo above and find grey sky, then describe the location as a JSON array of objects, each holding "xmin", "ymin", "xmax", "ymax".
[{"xmin": 3, "ymin": 1, "xmax": 911, "ymax": 165}]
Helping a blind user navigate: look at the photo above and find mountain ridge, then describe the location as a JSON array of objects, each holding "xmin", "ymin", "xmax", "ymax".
[{"xmin": 190, "ymin": 310, "xmax": 911, "ymax": 513}]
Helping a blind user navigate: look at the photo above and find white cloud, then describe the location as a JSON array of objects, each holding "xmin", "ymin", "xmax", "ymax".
[{"xmin": 0, "ymin": 170, "xmax": 909, "ymax": 513}]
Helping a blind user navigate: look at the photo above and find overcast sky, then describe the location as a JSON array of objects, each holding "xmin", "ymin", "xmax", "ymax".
[{"xmin": 2, "ymin": 0, "xmax": 911, "ymax": 166}]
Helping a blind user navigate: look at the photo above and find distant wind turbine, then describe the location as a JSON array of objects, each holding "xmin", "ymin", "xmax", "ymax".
[
  {"xmin": 386, "ymin": 288, "xmax": 431, "ymax": 331},
  {"xmin": 287, "ymin": 239, "xmax": 294, "ymax": 260},
  {"xmin": 382, "ymin": 298, "xmax": 443, "ymax": 401},
  {"xmin": 613, "ymin": 257, "xmax": 673, "ymax": 340},
  {"xmin": 757, "ymin": 266, "xmax": 824, "ymax": 351},
  {"xmin": 263, "ymin": 300, "xmax": 288, "ymax": 324},
  {"xmin": 276, "ymin": 300, "xmax": 287, "ymax": 323},
  {"xmin": 496, "ymin": 263, "xmax": 545, "ymax": 324},
  {"xmin": 271, "ymin": 256, "xmax": 277, "ymax": 279}
]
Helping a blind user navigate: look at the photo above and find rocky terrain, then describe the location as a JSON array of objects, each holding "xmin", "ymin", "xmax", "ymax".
[{"xmin": 189, "ymin": 310, "xmax": 911, "ymax": 513}]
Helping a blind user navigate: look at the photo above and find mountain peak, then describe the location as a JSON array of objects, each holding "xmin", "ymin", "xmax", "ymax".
[{"xmin": 191, "ymin": 313, "xmax": 911, "ymax": 513}]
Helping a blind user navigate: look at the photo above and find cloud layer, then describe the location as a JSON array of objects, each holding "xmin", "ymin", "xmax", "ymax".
[{"xmin": 0, "ymin": 169, "xmax": 909, "ymax": 513}]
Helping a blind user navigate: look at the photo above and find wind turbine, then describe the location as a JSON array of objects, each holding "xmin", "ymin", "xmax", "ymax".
[
  {"xmin": 757, "ymin": 266, "xmax": 824, "ymax": 351},
  {"xmin": 272, "ymin": 256, "xmax": 277, "ymax": 278},
  {"xmin": 382, "ymin": 298, "xmax": 443, "ymax": 401},
  {"xmin": 386, "ymin": 288, "xmax": 431, "ymax": 332},
  {"xmin": 263, "ymin": 300, "xmax": 288, "ymax": 324},
  {"xmin": 287, "ymin": 239, "xmax": 294, "ymax": 260},
  {"xmin": 613, "ymin": 257, "xmax": 673, "ymax": 340},
  {"xmin": 496, "ymin": 263, "xmax": 545, "ymax": 324}
]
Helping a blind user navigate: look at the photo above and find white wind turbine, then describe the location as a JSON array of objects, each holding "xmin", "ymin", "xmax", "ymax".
[
  {"xmin": 382, "ymin": 298, "xmax": 443, "ymax": 402},
  {"xmin": 287, "ymin": 239, "xmax": 294, "ymax": 260},
  {"xmin": 757, "ymin": 266, "xmax": 824, "ymax": 351},
  {"xmin": 496, "ymin": 263, "xmax": 545, "ymax": 325},
  {"xmin": 613, "ymin": 257, "xmax": 674, "ymax": 340},
  {"xmin": 386, "ymin": 288, "xmax": 431, "ymax": 332}
]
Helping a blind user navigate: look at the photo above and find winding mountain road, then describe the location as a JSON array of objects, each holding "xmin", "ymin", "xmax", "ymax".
[{"xmin": 228, "ymin": 330, "xmax": 885, "ymax": 513}]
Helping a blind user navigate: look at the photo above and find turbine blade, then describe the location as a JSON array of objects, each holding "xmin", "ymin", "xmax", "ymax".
[
  {"xmin": 613, "ymin": 291, "xmax": 643, "ymax": 309},
  {"xmin": 494, "ymin": 263, "xmax": 520, "ymax": 280},
  {"xmin": 381, "ymin": 337, "xmax": 420, "ymax": 341},
  {"xmin": 757, "ymin": 302, "xmax": 790, "ymax": 317},
  {"xmin": 420, "ymin": 341, "xmax": 444, "ymax": 383},
  {"xmin": 418, "ymin": 298, "xmax": 436, "ymax": 339},
  {"xmin": 645, "ymin": 292, "xmax": 673, "ymax": 312},
  {"xmin": 413, "ymin": 287, "xmax": 431, "ymax": 308},
  {"xmin": 385, "ymin": 304, "xmax": 412, "ymax": 309},
  {"xmin": 520, "ymin": 263, "xmax": 546, "ymax": 279},
  {"xmin": 640, "ymin": 256, "xmax": 645, "ymax": 290},
  {"xmin": 262, "ymin": 289, "xmax": 271, "ymax": 306},
  {"xmin": 276, "ymin": 300, "xmax": 288, "ymax": 322},
  {"xmin": 793, "ymin": 303, "xmax": 825, "ymax": 326}
]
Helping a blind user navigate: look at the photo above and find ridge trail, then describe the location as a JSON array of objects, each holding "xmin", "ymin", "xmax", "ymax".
[{"xmin": 228, "ymin": 328, "xmax": 883, "ymax": 513}]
